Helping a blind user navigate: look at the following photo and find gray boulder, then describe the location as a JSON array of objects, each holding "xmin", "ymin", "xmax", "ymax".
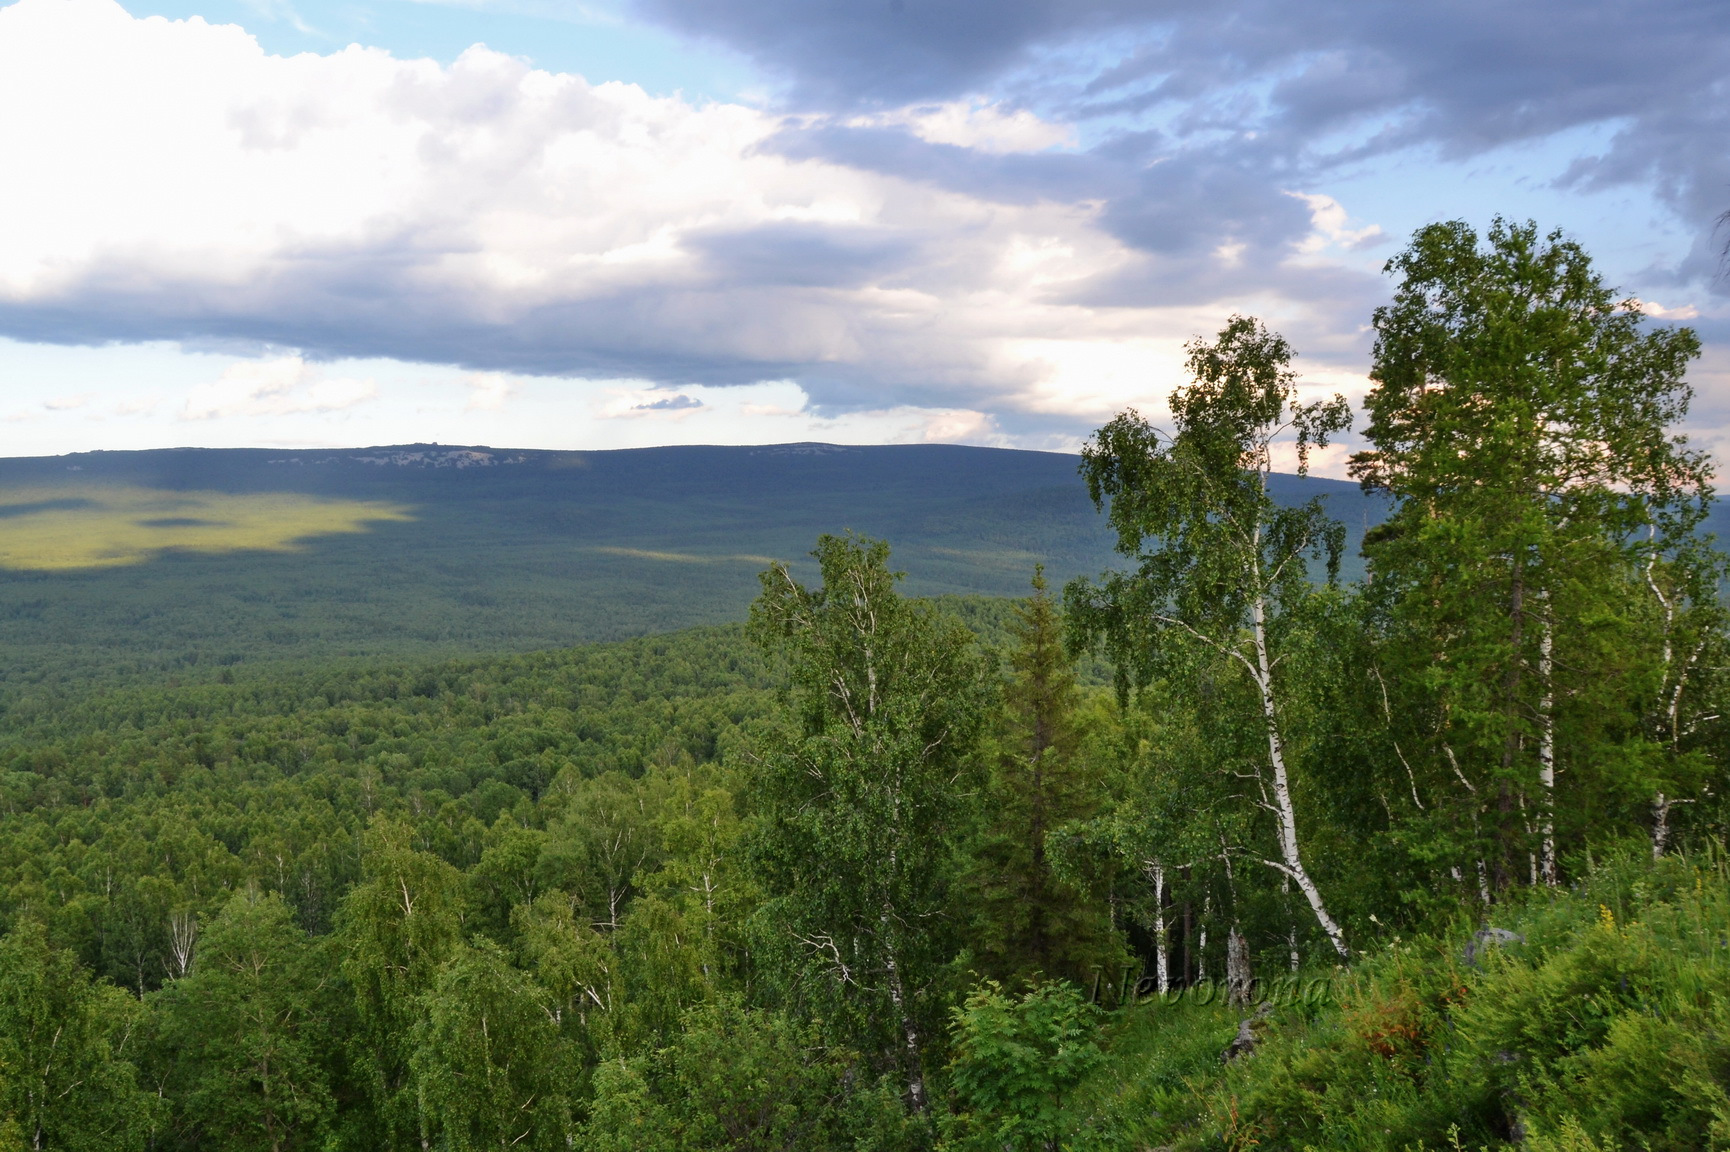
[{"xmin": 1461, "ymin": 926, "xmax": 1524, "ymax": 967}]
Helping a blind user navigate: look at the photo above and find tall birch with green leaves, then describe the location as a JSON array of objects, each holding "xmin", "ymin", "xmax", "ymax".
[
  {"xmin": 1065, "ymin": 315, "xmax": 1353, "ymax": 959},
  {"xmin": 747, "ymin": 534, "xmax": 988, "ymax": 1113},
  {"xmin": 1351, "ymin": 218, "xmax": 1710, "ymax": 891}
]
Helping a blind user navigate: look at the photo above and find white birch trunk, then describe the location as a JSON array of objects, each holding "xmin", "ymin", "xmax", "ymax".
[
  {"xmin": 1651, "ymin": 793, "xmax": 1691, "ymax": 859},
  {"xmin": 1145, "ymin": 860, "xmax": 1169, "ymax": 994},
  {"xmin": 1250, "ymin": 586, "xmax": 1350, "ymax": 959},
  {"xmin": 1283, "ymin": 874, "xmax": 1299, "ymax": 971},
  {"xmin": 167, "ymin": 909, "xmax": 197, "ymax": 980},
  {"xmin": 884, "ymin": 946, "xmax": 926, "ymax": 1112},
  {"xmin": 1537, "ymin": 612, "xmax": 1557, "ymax": 886},
  {"xmin": 1197, "ymin": 895, "xmax": 1209, "ymax": 983}
]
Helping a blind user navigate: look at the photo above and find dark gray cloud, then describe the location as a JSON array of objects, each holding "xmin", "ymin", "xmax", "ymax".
[
  {"xmin": 634, "ymin": 0, "xmax": 1155, "ymax": 108},
  {"xmin": 639, "ymin": 0, "xmax": 1730, "ymax": 274},
  {"xmin": 0, "ymin": 255, "xmax": 1049, "ymax": 413},
  {"xmin": 761, "ymin": 124, "xmax": 1127, "ymax": 207},
  {"xmin": 687, "ymin": 222, "xmax": 918, "ymax": 289},
  {"xmin": 638, "ymin": 0, "xmax": 1722, "ymax": 145}
]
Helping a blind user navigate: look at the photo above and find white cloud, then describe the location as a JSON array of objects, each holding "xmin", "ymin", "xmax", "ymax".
[
  {"xmin": 1628, "ymin": 298, "xmax": 1701, "ymax": 321},
  {"xmin": 597, "ymin": 385, "xmax": 709, "ymax": 419},
  {"xmin": 464, "ymin": 372, "xmax": 514, "ymax": 410},
  {"xmin": 634, "ymin": 393, "xmax": 702, "ymax": 411},
  {"xmin": 182, "ymin": 356, "xmax": 376, "ymax": 419},
  {"xmin": 847, "ymin": 99, "xmax": 1076, "ymax": 154},
  {"xmin": 909, "ymin": 408, "xmax": 1001, "ymax": 444},
  {"xmin": 0, "ymin": 0, "xmax": 1421, "ymax": 473},
  {"xmin": 113, "ymin": 396, "xmax": 161, "ymax": 416},
  {"xmin": 0, "ymin": 0, "xmax": 1331, "ymax": 423},
  {"xmin": 1287, "ymin": 193, "xmax": 1385, "ymax": 255}
]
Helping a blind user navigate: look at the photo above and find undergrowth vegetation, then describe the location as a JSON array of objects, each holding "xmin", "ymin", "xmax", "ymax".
[{"xmin": 1055, "ymin": 853, "xmax": 1730, "ymax": 1151}]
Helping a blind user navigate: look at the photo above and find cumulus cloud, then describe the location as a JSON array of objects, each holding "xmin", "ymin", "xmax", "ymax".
[
  {"xmin": 1287, "ymin": 193, "xmax": 1385, "ymax": 255},
  {"xmin": 182, "ymin": 356, "xmax": 375, "ymax": 419},
  {"xmin": 0, "ymin": 0, "xmax": 1366, "ymax": 430},
  {"xmin": 464, "ymin": 373, "xmax": 515, "ymax": 411},
  {"xmin": 914, "ymin": 408, "xmax": 1001, "ymax": 444},
  {"xmin": 0, "ymin": 0, "xmax": 1722, "ymax": 455},
  {"xmin": 1629, "ymin": 299, "xmax": 1702, "ymax": 322}
]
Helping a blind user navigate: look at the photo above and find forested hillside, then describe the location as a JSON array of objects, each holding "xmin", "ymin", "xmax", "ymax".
[
  {"xmin": 2, "ymin": 219, "xmax": 1727, "ymax": 1152},
  {"xmin": 0, "ymin": 441, "xmax": 1382, "ymax": 692}
]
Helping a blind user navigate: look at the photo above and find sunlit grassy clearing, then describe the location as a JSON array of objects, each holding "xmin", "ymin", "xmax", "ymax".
[
  {"xmin": 0, "ymin": 486, "xmax": 414, "ymax": 570},
  {"xmin": 590, "ymin": 546, "xmax": 779, "ymax": 565}
]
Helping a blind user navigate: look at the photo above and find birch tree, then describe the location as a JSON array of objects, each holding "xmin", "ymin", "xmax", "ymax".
[
  {"xmin": 0, "ymin": 922, "xmax": 154, "ymax": 1152},
  {"xmin": 1065, "ymin": 316, "xmax": 1353, "ymax": 959},
  {"xmin": 151, "ymin": 889, "xmax": 333, "ymax": 1152},
  {"xmin": 1351, "ymin": 218, "xmax": 1709, "ymax": 890},
  {"xmin": 747, "ymin": 533, "xmax": 988, "ymax": 1113},
  {"xmin": 334, "ymin": 819, "xmax": 468, "ymax": 1151},
  {"xmin": 410, "ymin": 942, "xmax": 574, "ymax": 1152}
]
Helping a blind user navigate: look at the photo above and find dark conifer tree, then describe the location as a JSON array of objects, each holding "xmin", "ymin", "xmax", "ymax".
[{"xmin": 966, "ymin": 569, "xmax": 1119, "ymax": 986}]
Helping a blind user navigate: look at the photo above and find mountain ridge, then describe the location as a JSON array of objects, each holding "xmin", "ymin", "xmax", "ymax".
[{"xmin": 0, "ymin": 441, "xmax": 1385, "ymax": 689}]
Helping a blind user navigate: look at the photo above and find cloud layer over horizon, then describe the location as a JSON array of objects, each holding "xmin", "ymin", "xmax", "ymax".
[{"xmin": 1, "ymin": 0, "xmax": 1726, "ymax": 462}]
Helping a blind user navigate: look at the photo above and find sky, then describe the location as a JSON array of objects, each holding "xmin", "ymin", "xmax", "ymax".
[{"xmin": 1, "ymin": 0, "xmax": 1727, "ymax": 475}]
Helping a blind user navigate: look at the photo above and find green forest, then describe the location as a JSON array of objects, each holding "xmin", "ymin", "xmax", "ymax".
[
  {"xmin": 4, "ymin": 218, "xmax": 1729, "ymax": 1152},
  {"xmin": 0, "ymin": 433, "xmax": 1397, "ymax": 697},
  {"xmin": 0, "ymin": 438, "xmax": 1148, "ymax": 694}
]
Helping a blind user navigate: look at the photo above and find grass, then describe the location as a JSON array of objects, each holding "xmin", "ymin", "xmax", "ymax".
[{"xmin": 0, "ymin": 485, "xmax": 412, "ymax": 570}]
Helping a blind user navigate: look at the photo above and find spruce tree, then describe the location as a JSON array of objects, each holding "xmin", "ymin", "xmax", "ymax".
[{"xmin": 966, "ymin": 568, "xmax": 1118, "ymax": 985}]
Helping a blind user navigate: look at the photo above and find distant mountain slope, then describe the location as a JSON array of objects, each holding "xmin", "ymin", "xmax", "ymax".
[{"xmin": 0, "ymin": 442, "xmax": 1387, "ymax": 689}]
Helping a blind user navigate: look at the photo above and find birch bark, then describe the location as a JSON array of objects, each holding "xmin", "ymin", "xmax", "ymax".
[
  {"xmin": 1250, "ymin": 583, "xmax": 1349, "ymax": 959},
  {"xmin": 1144, "ymin": 860, "xmax": 1169, "ymax": 994},
  {"xmin": 1537, "ymin": 612, "xmax": 1557, "ymax": 886}
]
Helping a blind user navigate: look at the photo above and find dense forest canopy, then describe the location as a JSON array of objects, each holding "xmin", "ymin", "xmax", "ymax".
[
  {"xmin": 0, "ymin": 440, "xmax": 1395, "ymax": 698},
  {"xmin": 2, "ymin": 219, "xmax": 1728, "ymax": 1152}
]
